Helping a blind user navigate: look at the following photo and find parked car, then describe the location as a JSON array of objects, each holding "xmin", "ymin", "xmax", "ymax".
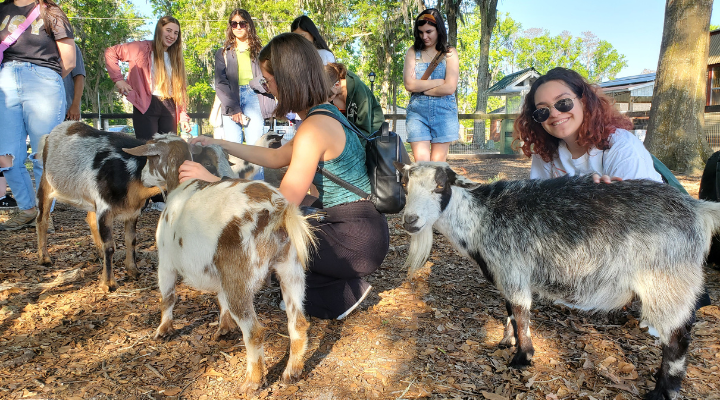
[{"xmin": 107, "ymin": 125, "xmax": 135, "ymax": 134}]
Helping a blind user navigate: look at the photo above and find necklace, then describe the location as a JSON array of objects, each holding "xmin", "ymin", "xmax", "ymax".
[{"xmin": 423, "ymin": 48, "xmax": 437, "ymax": 61}]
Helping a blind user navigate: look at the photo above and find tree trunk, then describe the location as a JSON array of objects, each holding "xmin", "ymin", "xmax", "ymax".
[
  {"xmin": 444, "ymin": 0, "xmax": 460, "ymax": 48},
  {"xmin": 472, "ymin": 0, "xmax": 498, "ymax": 145},
  {"xmin": 645, "ymin": 0, "xmax": 713, "ymax": 173}
]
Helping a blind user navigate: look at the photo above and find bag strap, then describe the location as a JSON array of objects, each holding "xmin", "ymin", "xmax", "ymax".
[
  {"xmin": 420, "ymin": 50, "xmax": 445, "ymax": 80},
  {"xmin": 308, "ymin": 108, "xmax": 372, "ymax": 141},
  {"xmin": 0, "ymin": 5, "xmax": 41, "ymax": 56},
  {"xmin": 650, "ymin": 154, "xmax": 689, "ymax": 195},
  {"xmin": 306, "ymin": 108, "xmax": 371, "ymax": 199}
]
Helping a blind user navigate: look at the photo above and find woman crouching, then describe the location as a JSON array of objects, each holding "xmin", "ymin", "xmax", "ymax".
[{"xmin": 179, "ymin": 33, "xmax": 390, "ymax": 320}]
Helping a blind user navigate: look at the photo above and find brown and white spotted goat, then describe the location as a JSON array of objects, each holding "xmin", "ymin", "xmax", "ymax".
[
  {"xmin": 36, "ymin": 121, "xmax": 233, "ymax": 291},
  {"xmin": 123, "ymin": 141, "xmax": 316, "ymax": 393}
]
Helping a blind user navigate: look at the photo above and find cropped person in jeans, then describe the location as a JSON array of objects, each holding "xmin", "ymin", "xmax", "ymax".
[
  {"xmin": 0, "ymin": 0, "xmax": 76, "ymax": 231},
  {"xmin": 63, "ymin": 42, "xmax": 85, "ymax": 121},
  {"xmin": 402, "ymin": 8, "xmax": 459, "ymax": 162},
  {"xmin": 179, "ymin": 33, "xmax": 390, "ymax": 320},
  {"xmin": 105, "ymin": 16, "xmax": 191, "ymax": 141},
  {"xmin": 214, "ymin": 9, "xmax": 274, "ymax": 179}
]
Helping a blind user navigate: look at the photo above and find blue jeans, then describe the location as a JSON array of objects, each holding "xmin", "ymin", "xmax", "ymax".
[
  {"xmin": 0, "ymin": 61, "xmax": 66, "ymax": 211},
  {"xmin": 221, "ymin": 85, "xmax": 264, "ymax": 179},
  {"xmin": 406, "ymin": 93, "xmax": 459, "ymax": 143}
]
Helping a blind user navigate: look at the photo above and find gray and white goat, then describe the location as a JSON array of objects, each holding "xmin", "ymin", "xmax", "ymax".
[
  {"xmin": 36, "ymin": 121, "xmax": 235, "ymax": 291},
  {"xmin": 123, "ymin": 141, "xmax": 315, "ymax": 393},
  {"xmin": 397, "ymin": 161, "xmax": 717, "ymax": 400}
]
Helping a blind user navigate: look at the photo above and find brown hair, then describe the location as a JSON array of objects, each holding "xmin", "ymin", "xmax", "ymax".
[
  {"xmin": 151, "ymin": 16, "xmax": 188, "ymax": 109},
  {"xmin": 222, "ymin": 9, "xmax": 262, "ymax": 60},
  {"xmin": 324, "ymin": 62, "xmax": 347, "ymax": 83},
  {"xmin": 513, "ymin": 67, "xmax": 633, "ymax": 162},
  {"xmin": 18, "ymin": 0, "xmax": 72, "ymax": 36},
  {"xmin": 258, "ymin": 33, "xmax": 332, "ymax": 117}
]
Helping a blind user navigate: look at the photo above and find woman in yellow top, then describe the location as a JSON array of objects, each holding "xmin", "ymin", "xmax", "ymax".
[{"xmin": 214, "ymin": 9, "xmax": 274, "ymax": 178}]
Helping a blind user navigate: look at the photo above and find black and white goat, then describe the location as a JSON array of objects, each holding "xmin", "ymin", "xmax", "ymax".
[
  {"xmin": 36, "ymin": 121, "xmax": 234, "ymax": 291},
  {"xmin": 122, "ymin": 141, "xmax": 315, "ymax": 393},
  {"xmin": 397, "ymin": 161, "xmax": 717, "ymax": 400}
]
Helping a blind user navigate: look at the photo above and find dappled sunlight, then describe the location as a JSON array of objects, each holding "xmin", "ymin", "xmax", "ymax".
[{"xmin": 2, "ymin": 159, "xmax": 720, "ymax": 398}]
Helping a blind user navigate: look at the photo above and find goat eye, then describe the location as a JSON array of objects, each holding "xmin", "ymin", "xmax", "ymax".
[{"xmin": 434, "ymin": 185, "xmax": 444, "ymax": 193}]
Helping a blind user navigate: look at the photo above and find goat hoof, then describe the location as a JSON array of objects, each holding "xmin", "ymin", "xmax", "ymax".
[
  {"xmin": 499, "ymin": 336, "xmax": 516, "ymax": 348},
  {"xmin": 38, "ymin": 255, "xmax": 52, "ymax": 266},
  {"xmin": 644, "ymin": 387, "xmax": 678, "ymax": 400},
  {"xmin": 509, "ymin": 352, "xmax": 533, "ymax": 368},
  {"xmin": 239, "ymin": 379, "xmax": 263, "ymax": 394},
  {"xmin": 100, "ymin": 279, "xmax": 118, "ymax": 292},
  {"xmin": 281, "ymin": 368, "xmax": 302, "ymax": 384},
  {"xmin": 126, "ymin": 265, "xmax": 140, "ymax": 280},
  {"xmin": 212, "ymin": 326, "xmax": 236, "ymax": 341},
  {"xmin": 154, "ymin": 322, "xmax": 175, "ymax": 340}
]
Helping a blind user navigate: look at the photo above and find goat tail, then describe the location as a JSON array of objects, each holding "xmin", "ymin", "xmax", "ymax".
[
  {"xmin": 404, "ymin": 226, "xmax": 434, "ymax": 278},
  {"xmin": 36, "ymin": 134, "xmax": 49, "ymax": 166},
  {"xmin": 697, "ymin": 200, "xmax": 720, "ymax": 236},
  {"xmin": 282, "ymin": 204, "xmax": 317, "ymax": 270}
]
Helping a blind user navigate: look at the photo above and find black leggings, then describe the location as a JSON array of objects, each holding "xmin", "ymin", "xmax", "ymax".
[
  {"xmin": 301, "ymin": 198, "xmax": 390, "ymax": 319},
  {"xmin": 132, "ymin": 96, "xmax": 177, "ymax": 141}
]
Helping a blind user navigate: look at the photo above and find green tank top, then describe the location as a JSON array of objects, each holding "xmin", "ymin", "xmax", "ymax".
[
  {"xmin": 310, "ymin": 104, "xmax": 371, "ymax": 208},
  {"xmin": 236, "ymin": 48, "xmax": 252, "ymax": 86}
]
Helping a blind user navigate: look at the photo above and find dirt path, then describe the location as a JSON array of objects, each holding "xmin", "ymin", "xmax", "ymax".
[{"xmin": 1, "ymin": 158, "xmax": 718, "ymax": 400}]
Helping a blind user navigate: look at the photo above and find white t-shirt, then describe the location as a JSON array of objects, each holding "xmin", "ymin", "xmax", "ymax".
[
  {"xmin": 317, "ymin": 49, "xmax": 335, "ymax": 65},
  {"xmin": 529, "ymin": 129, "xmax": 662, "ymax": 182},
  {"xmin": 151, "ymin": 52, "xmax": 173, "ymax": 97}
]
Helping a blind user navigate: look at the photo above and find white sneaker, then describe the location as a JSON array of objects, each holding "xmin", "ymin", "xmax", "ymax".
[
  {"xmin": 337, "ymin": 285, "xmax": 372, "ymax": 321},
  {"xmin": 640, "ymin": 320, "xmax": 660, "ymax": 338}
]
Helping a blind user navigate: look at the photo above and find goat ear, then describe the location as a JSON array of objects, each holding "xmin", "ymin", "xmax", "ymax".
[
  {"xmin": 447, "ymin": 168, "xmax": 480, "ymax": 189},
  {"xmin": 393, "ymin": 161, "xmax": 408, "ymax": 172},
  {"xmin": 123, "ymin": 144, "xmax": 162, "ymax": 157}
]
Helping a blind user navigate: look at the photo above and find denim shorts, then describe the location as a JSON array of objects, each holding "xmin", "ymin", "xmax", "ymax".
[{"xmin": 405, "ymin": 94, "xmax": 459, "ymax": 143}]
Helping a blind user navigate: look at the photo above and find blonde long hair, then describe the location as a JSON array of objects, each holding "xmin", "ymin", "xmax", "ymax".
[{"xmin": 152, "ymin": 16, "xmax": 188, "ymax": 108}]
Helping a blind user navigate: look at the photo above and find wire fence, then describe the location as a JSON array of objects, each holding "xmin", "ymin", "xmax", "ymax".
[{"xmin": 80, "ymin": 111, "xmax": 720, "ymax": 155}]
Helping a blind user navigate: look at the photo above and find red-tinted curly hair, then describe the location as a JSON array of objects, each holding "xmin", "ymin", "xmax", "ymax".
[{"xmin": 512, "ymin": 67, "xmax": 633, "ymax": 163}]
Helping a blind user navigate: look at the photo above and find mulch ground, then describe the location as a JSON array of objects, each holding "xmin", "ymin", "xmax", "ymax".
[{"xmin": 1, "ymin": 157, "xmax": 719, "ymax": 400}]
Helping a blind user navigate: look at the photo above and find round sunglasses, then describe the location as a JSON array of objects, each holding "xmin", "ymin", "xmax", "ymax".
[
  {"xmin": 532, "ymin": 97, "xmax": 577, "ymax": 123},
  {"xmin": 230, "ymin": 20, "xmax": 248, "ymax": 29}
]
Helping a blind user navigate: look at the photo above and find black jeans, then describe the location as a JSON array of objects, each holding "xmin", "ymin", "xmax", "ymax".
[{"xmin": 132, "ymin": 96, "xmax": 177, "ymax": 141}]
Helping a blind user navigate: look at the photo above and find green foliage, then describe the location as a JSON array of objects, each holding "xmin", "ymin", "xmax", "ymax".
[
  {"xmin": 61, "ymin": 0, "xmax": 628, "ymax": 118},
  {"xmin": 462, "ymin": 10, "xmax": 627, "ymax": 116}
]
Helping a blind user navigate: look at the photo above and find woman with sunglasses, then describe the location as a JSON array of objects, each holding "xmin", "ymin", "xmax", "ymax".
[
  {"xmin": 402, "ymin": 8, "xmax": 459, "ymax": 163},
  {"xmin": 180, "ymin": 33, "xmax": 389, "ymax": 320},
  {"xmin": 514, "ymin": 67, "xmax": 661, "ymax": 182},
  {"xmin": 325, "ymin": 62, "xmax": 384, "ymax": 139},
  {"xmin": 105, "ymin": 16, "xmax": 191, "ymax": 140},
  {"xmin": 214, "ymin": 9, "xmax": 274, "ymax": 179},
  {"xmin": 291, "ymin": 15, "xmax": 335, "ymax": 65}
]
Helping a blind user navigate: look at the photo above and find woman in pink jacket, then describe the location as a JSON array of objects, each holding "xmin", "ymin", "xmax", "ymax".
[{"xmin": 105, "ymin": 16, "xmax": 190, "ymax": 140}]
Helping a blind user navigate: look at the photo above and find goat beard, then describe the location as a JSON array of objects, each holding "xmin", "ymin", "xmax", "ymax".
[{"xmin": 404, "ymin": 225, "xmax": 434, "ymax": 278}]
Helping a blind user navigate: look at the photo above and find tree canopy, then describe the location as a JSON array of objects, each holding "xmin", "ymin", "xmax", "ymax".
[{"xmin": 58, "ymin": 0, "xmax": 628, "ymax": 138}]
